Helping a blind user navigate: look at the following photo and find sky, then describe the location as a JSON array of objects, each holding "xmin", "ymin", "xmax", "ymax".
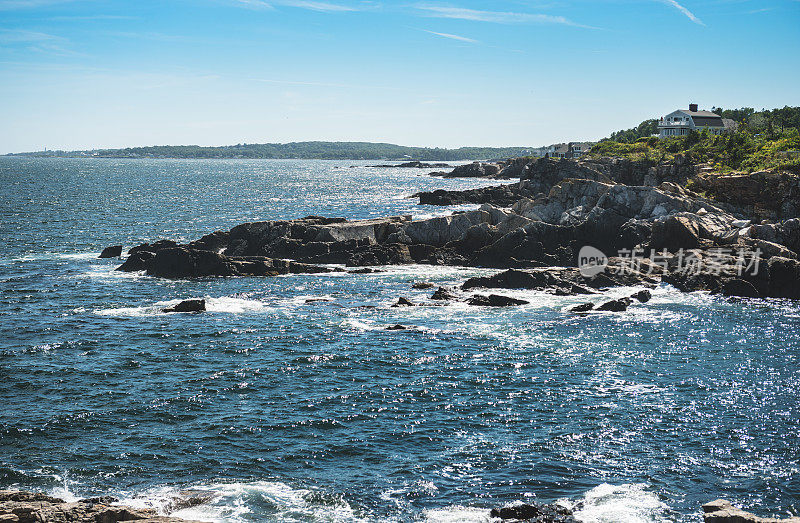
[{"xmin": 0, "ymin": 0, "xmax": 798, "ymax": 153}]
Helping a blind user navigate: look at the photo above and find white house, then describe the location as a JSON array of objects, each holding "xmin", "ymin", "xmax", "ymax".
[{"xmin": 658, "ymin": 103, "xmax": 735, "ymax": 138}]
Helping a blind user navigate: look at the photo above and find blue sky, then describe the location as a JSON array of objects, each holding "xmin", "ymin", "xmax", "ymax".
[{"xmin": 0, "ymin": 0, "xmax": 798, "ymax": 153}]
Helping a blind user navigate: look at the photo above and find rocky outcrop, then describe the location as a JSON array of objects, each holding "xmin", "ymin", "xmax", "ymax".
[
  {"xmin": 119, "ymin": 247, "xmax": 333, "ymax": 278},
  {"xmin": 0, "ymin": 491, "xmax": 204, "ymax": 523},
  {"xmin": 490, "ymin": 501, "xmax": 576, "ymax": 522},
  {"xmin": 99, "ymin": 245, "xmax": 122, "ymax": 258},
  {"xmin": 113, "ymin": 156, "xmax": 800, "ymax": 300},
  {"xmin": 462, "ymin": 262, "xmax": 656, "ymax": 295},
  {"xmin": 691, "ymin": 171, "xmax": 800, "ymax": 221},
  {"xmin": 365, "ymin": 161, "xmax": 451, "ymax": 168},
  {"xmin": 703, "ymin": 499, "xmax": 800, "ymax": 523},
  {"xmin": 416, "ymin": 184, "xmax": 535, "ymax": 206},
  {"xmin": 431, "ymin": 161, "xmax": 505, "ymax": 179}
]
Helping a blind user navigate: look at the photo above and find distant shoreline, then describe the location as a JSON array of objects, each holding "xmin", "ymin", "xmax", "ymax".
[{"xmin": 3, "ymin": 141, "xmax": 538, "ymax": 162}]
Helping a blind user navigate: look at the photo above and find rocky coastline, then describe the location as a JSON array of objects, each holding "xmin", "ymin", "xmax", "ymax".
[
  {"xmin": 108, "ymin": 156, "xmax": 800, "ymax": 302},
  {"xmin": 4, "ymin": 491, "xmax": 797, "ymax": 523}
]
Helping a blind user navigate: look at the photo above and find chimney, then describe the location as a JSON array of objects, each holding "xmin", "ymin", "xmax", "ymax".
[{"xmin": 689, "ymin": 103, "xmax": 698, "ymax": 112}]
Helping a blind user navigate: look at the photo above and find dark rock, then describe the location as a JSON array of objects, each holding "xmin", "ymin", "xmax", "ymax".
[
  {"xmin": 490, "ymin": 502, "xmax": 576, "ymax": 522},
  {"xmin": 631, "ymin": 289, "xmax": 652, "ymax": 303},
  {"xmin": 463, "ymin": 268, "xmax": 553, "ymax": 291},
  {"xmin": 128, "ymin": 239, "xmax": 178, "ymax": 255},
  {"xmin": 431, "ymin": 287, "xmax": 456, "ymax": 300},
  {"xmin": 78, "ymin": 496, "xmax": 119, "ymax": 505},
  {"xmin": 163, "ymin": 299, "xmax": 206, "ymax": 313},
  {"xmin": 570, "ymin": 302, "xmax": 595, "ymax": 312},
  {"xmin": 720, "ymin": 278, "xmax": 761, "ymax": 298},
  {"xmin": 467, "ymin": 294, "xmax": 529, "ymax": 307},
  {"xmin": 386, "ymin": 324, "xmax": 407, "ymax": 330},
  {"xmin": 596, "ymin": 298, "xmax": 632, "ymax": 312},
  {"xmin": 392, "ymin": 297, "xmax": 415, "ymax": 307},
  {"xmin": 416, "ymin": 184, "xmax": 534, "ymax": 207},
  {"xmin": 368, "ymin": 161, "xmax": 451, "ymax": 168},
  {"xmin": 348, "ymin": 267, "xmax": 384, "ymax": 274},
  {"xmin": 412, "ymin": 282, "xmax": 434, "ymax": 289},
  {"xmin": 433, "ymin": 161, "xmax": 504, "ymax": 179},
  {"xmin": 98, "ymin": 245, "xmax": 122, "ymax": 258},
  {"xmin": 116, "ymin": 250, "xmax": 155, "ymax": 272}
]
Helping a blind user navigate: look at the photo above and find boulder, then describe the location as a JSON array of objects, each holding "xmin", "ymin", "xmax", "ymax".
[
  {"xmin": 163, "ymin": 299, "xmax": 206, "ymax": 313},
  {"xmin": 570, "ymin": 302, "xmax": 595, "ymax": 313},
  {"xmin": 99, "ymin": 245, "xmax": 122, "ymax": 258},
  {"xmin": 467, "ymin": 294, "xmax": 529, "ymax": 307},
  {"xmin": 412, "ymin": 282, "xmax": 434, "ymax": 289},
  {"xmin": 703, "ymin": 499, "xmax": 800, "ymax": 523},
  {"xmin": 720, "ymin": 278, "xmax": 761, "ymax": 298},
  {"xmin": 596, "ymin": 298, "xmax": 632, "ymax": 312},
  {"xmin": 391, "ymin": 297, "xmax": 415, "ymax": 307},
  {"xmin": 631, "ymin": 289, "xmax": 652, "ymax": 303},
  {"xmin": 430, "ymin": 287, "xmax": 456, "ymax": 300}
]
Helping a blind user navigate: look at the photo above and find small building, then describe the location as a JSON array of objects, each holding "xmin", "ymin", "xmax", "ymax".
[
  {"xmin": 540, "ymin": 142, "xmax": 591, "ymax": 159},
  {"xmin": 658, "ymin": 103, "xmax": 730, "ymax": 138}
]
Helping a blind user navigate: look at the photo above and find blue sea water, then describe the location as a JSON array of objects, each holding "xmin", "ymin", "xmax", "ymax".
[{"xmin": 0, "ymin": 157, "xmax": 798, "ymax": 522}]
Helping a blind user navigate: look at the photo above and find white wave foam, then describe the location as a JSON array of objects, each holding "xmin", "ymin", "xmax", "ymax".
[
  {"xmin": 4, "ymin": 251, "xmax": 100, "ymax": 263},
  {"xmin": 572, "ymin": 483, "xmax": 670, "ymax": 523},
  {"xmin": 422, "ymin": 505, "xmax": 491, "ymax": 522},
  {"xmin": 118, "ymin": 481, "xmax": 365, "ymax": 523},
  {"xmin": 95, "ymin": 296, "xmax": 270, "ymax": 317}
]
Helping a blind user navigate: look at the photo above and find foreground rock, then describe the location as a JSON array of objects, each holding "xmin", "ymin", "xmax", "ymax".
[
  {"xmin": 0, "ymin": 491, "xmax": 204, "ymax": 523},
  {"xmin": 490, "ymin": 501, "xmax": 576, "ymax": 522},
  {"xmin": 703, "ymin": 499, "xmax": 800, "ymax": 523}
]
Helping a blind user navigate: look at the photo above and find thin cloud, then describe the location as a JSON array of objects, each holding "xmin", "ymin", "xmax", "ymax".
[
  {"xmin": 231, "ymin": 0, "xmax": 358, "ymax": 11},
  {"xmin": 659, "ymin": 0, "xmax": 705, "ymax": 25},
  {"xmin": 283, "ymin": 0, "xmax": 357, "ymax": 11},
  {"xmin": 424, "ymin": 29, "xmax": 477, "ymax": 43},
  {"xmin": 414, "ymin": 5, "xmax": 588, "ymax": 27}
]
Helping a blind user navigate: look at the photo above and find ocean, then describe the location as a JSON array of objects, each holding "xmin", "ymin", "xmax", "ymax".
[{"xmin": 1, "ymin": 157, "xmax": 798, "ymax": 522}]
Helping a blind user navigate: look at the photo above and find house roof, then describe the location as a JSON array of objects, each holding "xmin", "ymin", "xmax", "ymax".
[
  {"xmin": 691, "ymin": 116, "xmax": 725, "ymax": 128},
  {"xmin": 676, "ymin": 109, "xmax": 722, "ymax": 118}
]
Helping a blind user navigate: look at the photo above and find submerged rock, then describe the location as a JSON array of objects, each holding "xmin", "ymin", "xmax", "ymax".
[
  {"xmin": 99, "ymin": 245, "xmax": 122, "ymax": 258},
  {"xmin": 467, "ymin": 294, "xmax": 529, "ymax": 307},
  {"xmin": 411, "ymin": 282, "xmax": 434, "ymax": 289},
  {"xmin": 703, "ymin": 499, "xmax": 800, "ymax": 523},
  {"xmin": 163, "ymin": 299, "xmax": 206, "ymax": 313},
  {"xmin": 386, "ymin": 324, "xmax": 407, "ymax": 330}
]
